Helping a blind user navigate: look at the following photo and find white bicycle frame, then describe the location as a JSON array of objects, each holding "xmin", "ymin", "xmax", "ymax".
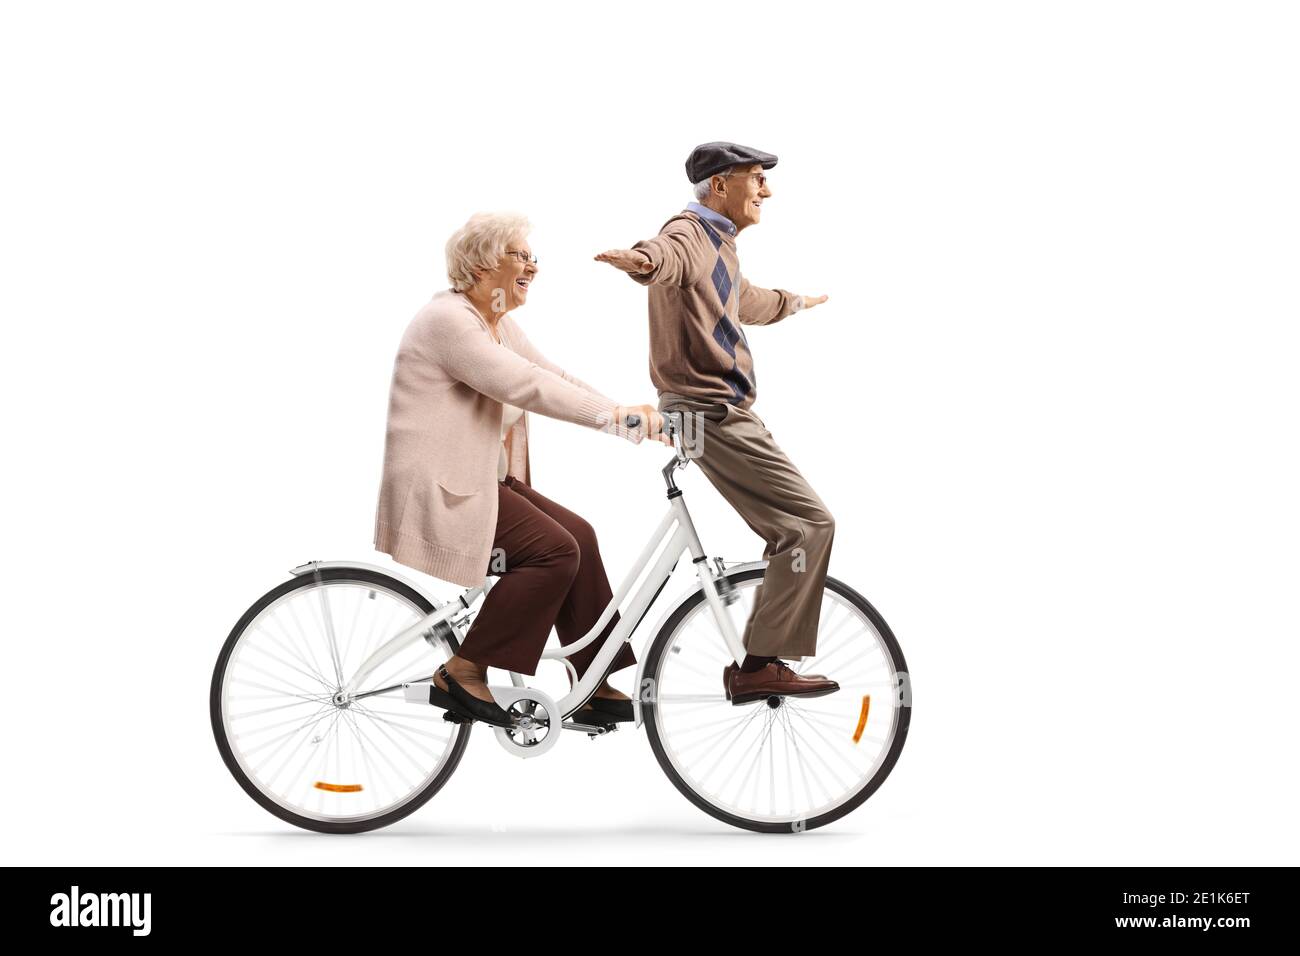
[{"xmin": 306, "ymin": 426, "xmax": 749, "ymax": 723}]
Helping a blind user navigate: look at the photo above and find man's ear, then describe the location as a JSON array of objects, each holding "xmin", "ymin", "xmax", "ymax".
[{"xmin": 711, "ymin": 174, "xmax": 728, "ymax": 197}]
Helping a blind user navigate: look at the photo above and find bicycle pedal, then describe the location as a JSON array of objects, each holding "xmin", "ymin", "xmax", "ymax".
[
  {"xmin": 563, "ymin": 720, "xmax": 618, "ymax": 737},
  {"xmin": 406, "ymin": 680, "xmax": 476, "ymax": 723}
]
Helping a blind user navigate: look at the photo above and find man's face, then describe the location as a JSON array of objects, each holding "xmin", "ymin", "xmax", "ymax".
[
  {"xmin": 715, "ymin": 163, "xmax": 773, "ymax": 230},
  {"xmin": 479, "ymin": 240, "xmax": 538, "ymax": 312}
]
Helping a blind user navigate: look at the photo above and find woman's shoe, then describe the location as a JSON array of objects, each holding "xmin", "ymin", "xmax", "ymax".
[
  {"xmin": 426, "ymin": 682, "xmax": 470, "ymax": 722},
  {"xmin": 435, "ymin": 664, "xmax": 515, "ymax": 727},
  {"xmin": 577, "ymin": 696, "xmax": 634, "ymax": 723}
]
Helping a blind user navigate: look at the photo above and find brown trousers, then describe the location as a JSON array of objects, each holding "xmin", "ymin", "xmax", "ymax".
[
  {"xmin": 456, "ymin": 475, "xmax": 637, "ymax": 679},
  {"xmin": 660, "ymin": 395, "xmax": 835, "ymax": 659}
]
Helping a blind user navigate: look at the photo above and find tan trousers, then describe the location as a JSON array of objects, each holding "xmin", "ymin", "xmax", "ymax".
[{"xmin": 659, "ymin": 395, "xmax": 835, "ymax": 659}]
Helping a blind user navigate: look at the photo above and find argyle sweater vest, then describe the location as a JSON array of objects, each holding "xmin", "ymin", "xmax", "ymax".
[{"xmin": 629, "ymin": 209, "xmax": 799, "ymax": 410}]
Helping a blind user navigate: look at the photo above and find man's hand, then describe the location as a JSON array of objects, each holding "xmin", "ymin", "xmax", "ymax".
[
  {"xmin": 595, "ymin": 249, "xmax": 653, "ymax": 275},
  {"xmin": 800, "ymin": 294, "xmax": 829, "ymax": 311}
]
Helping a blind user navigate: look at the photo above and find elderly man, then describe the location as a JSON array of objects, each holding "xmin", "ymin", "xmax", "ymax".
[{"xmin": 595, "ymin": 141, "xmax": 839, "ymax": 705}]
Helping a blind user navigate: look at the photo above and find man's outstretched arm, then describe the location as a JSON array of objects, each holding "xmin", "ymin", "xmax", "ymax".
[
  {"xmin": 595, "ymin": 222, "xmax": 711, "ymax": 287},
  {"xmin": 737, "ymin": 274, "xmax": 829, "ymax": 326},
  {"xmin": 593, "ymin": 247, "xmax": 654, "ymax": 277}
]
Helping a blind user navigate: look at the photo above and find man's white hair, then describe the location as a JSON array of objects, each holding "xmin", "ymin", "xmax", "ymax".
[
  {"xmin": 445, "ymin": 211, "xmax": 531, "ymax": 292},
  {"xmin": 692, "ymin": 164, "xmax": 751, "ymax": 202}
]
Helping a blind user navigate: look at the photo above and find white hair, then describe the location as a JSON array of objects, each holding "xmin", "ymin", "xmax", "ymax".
[
  {"xmin": 691, "ymin": 163, "xmax": 753, "ymax": 202},
  {"xmin": 445, "ymin": 211, "xmax": 531, "ymax": 292}
]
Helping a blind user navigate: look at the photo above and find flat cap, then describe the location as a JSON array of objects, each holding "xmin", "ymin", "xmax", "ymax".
[{"xmin": 685, "ymin": 142, "xmax": 779, "ymax": 183}]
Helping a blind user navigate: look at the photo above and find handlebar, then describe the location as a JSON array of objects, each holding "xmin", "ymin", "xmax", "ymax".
[
  {"xmin": 622, "ymin": 412, "xmax": 681, "ymax": 435},
  {"xmin": 622, "ymin": 412, "xmax": 681, "ymax": 442}
]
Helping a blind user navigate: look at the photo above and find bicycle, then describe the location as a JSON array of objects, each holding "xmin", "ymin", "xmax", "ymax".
[{"xmin": 210, "ymin": 412, "xmax": 911, "ymax": 834}]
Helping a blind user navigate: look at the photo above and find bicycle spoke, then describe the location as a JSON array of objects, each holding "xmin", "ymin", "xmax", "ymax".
[
  {"xmin": 260, "ymin": 615, "xmax": 334, "ymax": 690},
  {"xmin": 799, "ymin": 615, "xmax": 861, "ymax": 674},
  {"xmin": 344, "ymin": 707, "xmax": 423, "ymax": 806},
  {"xmin": 229, "ymin": 673, "xmax": 325, "ymax": 701},
  {"xmin": 352, "ymin": 701, "xmax": 454, "ymax": 750},
  {"xmin": 283, "ymin": 599, "xmax": 335, "ymax": 690},
  {"xmin": 829, "ymin": 664, "xmax": 891, "ymax": 689},
  {"xmin": 267, "ymin": 709, "xmax": 338, "ymax": 795},
  {"xmin": 239, "ymin": 703, "xmax": 335, "ymax": 760},
  {"xmin": 358, "ymin": 599, "xmax": 405, "ymax": 675},
  {"xmin": 301, "ymin": 710, "xmax": 347, "ymax": 808},
  {"xmin": 683, "ymin": 614, "xmax": 736, "ymax": 664},
  {"xmin": 779, "ymin": 706, "xmax": 798, "ymax": 811},
  {"xmin": 656, "ymin": 649, "xmax": 725, "ymax": 687},
  {"xmin": 342, "ymin": 708, "xmax": 401, "ymax": 814},
  {"xmin": 364, "ymin": 645, "xmax": 432, "ymax": 698},
  {"xmin": 694, "ymin": 705, "xmax": 769, "ymax": 781},
  {"xmin": 340, "ymin": 590, "xmax": 366, "ymax": 672},
  {"xmin": 728, "ymin": 708, "xmax": 779, "ymax": 808},
  {"xmin": 314, "ymin": 711, "xmax": 345, "ymax": 814},
  {"xmin": 783, "ymin": 702, "xmax": 870, "ymax": 780},
  {"xmin": 313, "ymin": 580, "xmax": 345, "ymax": 687},
  {"xmin": 233, "ymin": 709, "xmax": 335, "ymax": 740},
  {"xmin": 228, "ymin": 697, "xmax": 330, "ymax": 721},
  {"xmin": 250, "ymin": 624, "xmax": 334, "ymax": 690},
  {"xmin": 778, "ymin": 703, "xmax": 824, "ymax": 809},
  {"xmin": 360, "ymin": 707, "xmax": 449, "ymax": 724}
]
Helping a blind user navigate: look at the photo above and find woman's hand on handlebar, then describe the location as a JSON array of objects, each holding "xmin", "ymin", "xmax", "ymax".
[{"xmin": 615, "ymin": 404, "xmax": 673, "ymax": 445}]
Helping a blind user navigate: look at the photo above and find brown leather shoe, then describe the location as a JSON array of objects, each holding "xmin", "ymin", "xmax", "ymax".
[{"xmin": 723, "ymin": 661, "xmax": 840, "ymax": 706}]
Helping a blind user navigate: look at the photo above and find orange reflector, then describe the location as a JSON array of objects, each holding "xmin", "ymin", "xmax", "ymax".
[
  {"xmin": 852, "ymin": 695, "xmax": 871, "ymax": 744},
  {"xmin": 313, "ymin": 782, "xmax": 363, "ymax": 793}
]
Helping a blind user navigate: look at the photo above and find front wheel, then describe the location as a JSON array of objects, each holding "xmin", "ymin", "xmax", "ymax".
[
  {"xmin": 642, "ymin": 569, "xmax": 911, "ymax": 833},
  {"xmin": 210, "ymin": 567, "xmax": 471, "ymax": 834}
]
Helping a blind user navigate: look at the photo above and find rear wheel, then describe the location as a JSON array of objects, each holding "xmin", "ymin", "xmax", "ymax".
[
  {"xmin": 210, "ymin": 567, "xmax": 471, "ymax": 833},
  {"xmin": 642, "ymin": 569, "xmax": 910, "ymax": 833}
]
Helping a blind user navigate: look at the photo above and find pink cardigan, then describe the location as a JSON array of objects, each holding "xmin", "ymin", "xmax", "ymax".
[{"xmin": 373, "ymin": 289, "xmax": 628, "ymax": 587}]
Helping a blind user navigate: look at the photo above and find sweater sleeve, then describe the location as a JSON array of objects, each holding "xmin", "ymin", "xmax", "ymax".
[
  {"xmin": 627, "ymin": 220, "xmax": 712, "ymax": 287},
  {"xmin": 737, "ymin": 274, "xmax": 801, "ymax": 327},
  {"xmin": 506, "ymin": 319, "xmax": 617, "ymax": 406},
  {"xmin": 502, "ymin": 319, "xmax": 641, "ymax": 442},
  {"xmin": 429, "ymin": 306, "xmax": 615, "ymax": 431}
]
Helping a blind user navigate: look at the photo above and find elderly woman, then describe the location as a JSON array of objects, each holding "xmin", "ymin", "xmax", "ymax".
[{"xmin": 373, "ymin": 212, "xmax": 665, "ymax": 727}]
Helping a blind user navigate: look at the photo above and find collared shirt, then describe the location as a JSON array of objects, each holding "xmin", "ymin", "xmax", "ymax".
[{"xmin": 685, "ymin": 201, "xmax": 737, "ymax": 237}]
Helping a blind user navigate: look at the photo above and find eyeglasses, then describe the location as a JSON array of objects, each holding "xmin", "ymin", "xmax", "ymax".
[
  {"xmin": 723, "ymin": 171, "xmax": 768, "ymax": 188},
  {"xmin": 505, "ymin": 250, "xmax": 539, "ymax": 266}
]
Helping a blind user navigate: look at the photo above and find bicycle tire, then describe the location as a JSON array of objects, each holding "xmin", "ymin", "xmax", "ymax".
[
  {"xmin": 641, "ymin": 568, "xmax": 911, "ymax": 833},
  {"xmin": 210, "ymin": 567, "xmax": 471, "ymax": 834}
]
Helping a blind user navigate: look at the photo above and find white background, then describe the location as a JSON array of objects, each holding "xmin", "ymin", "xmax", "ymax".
[{"xmin": 2, "ymin": 0, "xmax": 1297, "ymax": 865}]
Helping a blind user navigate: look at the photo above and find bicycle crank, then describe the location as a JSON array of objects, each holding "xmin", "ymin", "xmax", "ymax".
[{"xmin": 486, "ymin": 686, "xmax": 562, "ymax": 759}]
